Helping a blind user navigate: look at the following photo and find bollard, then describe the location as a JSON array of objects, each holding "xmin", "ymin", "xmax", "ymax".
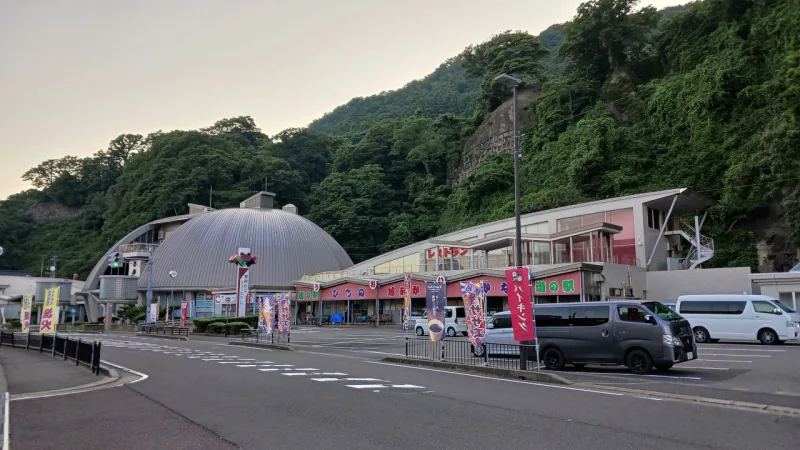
[
  {"xmin": 11, "ymin": 332, "xmax": 15, "ymax": 348},
  {"xmin": 63, "ymin": 338, "xmax": 68, "ymax": 361},
  {"xmin": 89, "ymin": 342, "xmax": 96, "ymax": 374},
  {"xmin": 51, "ymin": 336, "xmax": 56, "ymax": 357},
  {"xmin": 405, "ymin": 336, "xmax": 409, "ymax": 357},
  {"xmin": 39, "ymin": 334, "xmax": 44, "ymax": 353},
  {"xmin": 76, "ymin": 339, "xmax": 81, "ymax": 366},
  {"xmin": 483, "ymin": 343, "xmax": 489, "ymax": 367}
]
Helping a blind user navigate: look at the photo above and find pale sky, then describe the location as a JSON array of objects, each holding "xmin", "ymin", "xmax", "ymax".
[{"xmin": 0, "ymin": 0, "xmax": 685, "ymax": 199}]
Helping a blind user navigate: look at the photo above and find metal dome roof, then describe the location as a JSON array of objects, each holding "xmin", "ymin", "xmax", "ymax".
[{"xmin": 141, "ymin": 208, "xmax": 353, "ymax": 290}]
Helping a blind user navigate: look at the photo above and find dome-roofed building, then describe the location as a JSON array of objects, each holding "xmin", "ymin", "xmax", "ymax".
[{"xmin": 77, "ymin": 192, "xmax": 352, "ymax": 321}]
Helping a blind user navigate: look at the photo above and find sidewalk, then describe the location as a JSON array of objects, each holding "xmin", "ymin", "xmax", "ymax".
[{"xmin": 0, "ymin": 348, "xmax": 98, "ymax": 395}]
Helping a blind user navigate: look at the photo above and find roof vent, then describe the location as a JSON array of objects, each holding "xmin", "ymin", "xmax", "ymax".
[
  {"xmin": 282, "ymin": 204, "xmax": 298, "ymax": 215},
  {"xmin": 187, "ymin": 203, "xmax": 216, "ymax": 215},
  {"xmin": 240, "ymin": 191, "xmax": 276, "ymax": 210}
]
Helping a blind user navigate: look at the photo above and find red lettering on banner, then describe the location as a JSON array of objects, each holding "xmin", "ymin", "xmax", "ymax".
[
  {"xmin": 23, "ymin": 312, "xmax": 30, "ymax": 320},
  {"xmin": 411, "ymin": 285, "xmax": 420, "ymax": 296},
  {"xmin": 43, "ymin": 309, "xmax": 53, "ymax": 319},
  {"xmin": 41, "ymin": 319, "xmax": 53, "ymax": 331},
  {"xmin": 388, "ymin": 287, "xmax": 396, "ymax": 297},
  {"xmin": 399, "ymin": 287, "xmax": 406, "ymax": 296}
]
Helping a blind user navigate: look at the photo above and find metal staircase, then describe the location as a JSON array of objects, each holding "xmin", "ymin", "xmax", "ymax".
[{"xmin": 666, "ymin": 218, "xmax": 715, "ymax": 269}]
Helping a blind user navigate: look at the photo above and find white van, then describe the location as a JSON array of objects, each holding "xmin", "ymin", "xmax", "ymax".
[
  {"xmin": 676, "ymin": 295, "xmax": 800, "ymax": 345},
  {"xmin": 414, "ymin": 306, "xmax": 467, "ymax": 337}
]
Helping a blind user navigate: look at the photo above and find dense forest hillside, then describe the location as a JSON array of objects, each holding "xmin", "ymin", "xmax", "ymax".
[{"xmin": 1, "ymin": 0, "xmax": 798, "ymax": 278}]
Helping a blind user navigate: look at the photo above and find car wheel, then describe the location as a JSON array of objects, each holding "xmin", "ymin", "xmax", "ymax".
[
  {"xmin": 447, "ymin": 327, "xmax": 456, "ymax": 337},
  {"xmin": 415, "ymin": 327, "xmax": 424, "ymax": 336},
  {"xmin": 759, "ymin": 328, "xmax": 778, "ymax": 345},
  {"xmin": 572, "ymin": 363, "xmax": 586, "ymax": 369},
  {"xmin": 542, "ymin": 348, "xmax": 565, "ymax": 371},
  {"xmin": 462, "ymin": 332, "xmax": 468, "ymax": 337},
  {"xmin": 655, "ymin": 364, "xmax": 673, "ymax": 372},
  {"xmin": 693, "ymin": 327, "xmax": 710, "ymax": 344},
  {"xmin": 626, "ymin": 349, "xmax": 654, "ymax": 375},
  {"xmin": 472, "ymin": 344, "xmax": 485, "ymax": 357}
]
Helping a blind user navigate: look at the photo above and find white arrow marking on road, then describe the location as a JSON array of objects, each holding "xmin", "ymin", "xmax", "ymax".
[{"xmin": 346, "ymin": 385, "xmax": 386, "ymax": 389}]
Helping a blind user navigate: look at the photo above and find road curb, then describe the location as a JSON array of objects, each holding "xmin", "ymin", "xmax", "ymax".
[
  {"xmin": 10, "ymin": 368, "xmax": 119, "ymax": 401},
  {"xmin": 575, "ymin": 383, "xmax": 800, "ymax": 417},
  {"xmin": 380, "ymin": 357, "xmax": 572, "ymax": 385},
  {"xmin": 0, "ymin": 362, "xmax": 7, "ymax": 394},
  {"xmin": 228, "ymin": 342, "xmax": 293, "ymax": 351},
  {"xmin": 137, "ymin": 334, "xmax": 187, "ymax": 341}
]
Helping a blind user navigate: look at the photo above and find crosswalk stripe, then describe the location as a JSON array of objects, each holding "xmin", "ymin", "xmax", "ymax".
[
  {"xmin": 259, "ymin": 368, "xmax": 279, "ymax": 372},
  {"xmin": 346, "ymin": 385, "xmax": 386, "ymax": 389},
  {"xmin": 282, "ymin": 373, "xmax": 309, "ymax": 376},
  {"xmin": 236, "ymin": 365, "xmax": 257, "ymax": 368}
]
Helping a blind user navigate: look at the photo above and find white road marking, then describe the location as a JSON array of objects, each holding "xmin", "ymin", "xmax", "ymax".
[
  {"xmin": 391, "ymin": 385, "xmax": 425, "ymax": 389},
  {"xmin": 345, "ymin": 378, "xmax": 386, "ymax": 382},
  {"xmin": 322, "ymin": 372, "xmax": 347, "ymax": 376},
  {"xmin": 700, "ymin": 359, "xmax": 752, "ymax": 363},
  {"xmin": 259, "ymin": 368, "xmax": 279, "ymax": 372},
  {"xmin": 636, "ymin": 396, "xmax": 664, "ymax": 401},
  {"xmin": 294, "ymin": 368, "xmax": 319, "ymax": 371},
  {"xmin": 701, "ymin": 353, "xmax": 770, "ymax": 358},
  {"xmin": 575, "ymin": 372, "xmax": 703, "ymax": 380},
  {"xmin": 680, "ymin": 366, "xmax": 730, "ymax": 370},
  {"xmin": 697, "ymin": 346, "xmax": 786, "ymax": 352},
  {"xmin": 272, "ymin": 364, "xmax": 293, "ymax": 367},
  {"xmin": 101, "ymin": 360, "xmax": 149, "ymax": 384},
  {"xmin": 311, "ymin": 378, "xmax": 340, "ymax": 382},
  {"xmin": 367, "ymin": 361, "xmax": 625, "ymax": 396},
  {"xmin": 202, "ymin": 358, "xmax": 225, "ymax": 361},
  {"xmin": 346, "ymin": 384, "xmax": 386, "ymax": 389},
  {"xmin": 236, "ymin": 365, "xmax": 257, "ymax": 368},
  {"xmin": 283, "ymin": 373, "xmax": 309, "ymax": 376},
  {"xmin": 217, "ymin": 362, "xmax": 243, "ymax": 364}
]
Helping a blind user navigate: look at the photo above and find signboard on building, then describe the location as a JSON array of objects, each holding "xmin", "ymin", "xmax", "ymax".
[
  {"xmin": 149, "ymin": 303, "xmax": 159, "ymax": 323},
  {"xmin": 426, "ymin": 248, "xmax": 470, "ymax": 259},
  {"xmin": 505, "ymin": 268, "xmax": 536, "ymax": 342},
  {"xmin": 533, "ymin": 271, "xmax": 581, "ymax": 296}
]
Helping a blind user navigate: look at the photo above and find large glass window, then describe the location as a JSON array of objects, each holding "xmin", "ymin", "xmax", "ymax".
[
  {"xmin": 753, "ymin": 301, "xmax": 781, "ymax": 314},
  {"xmin": 609, "ymin": 208, "xmax": 636, "ymax": 266},
  {"xmin": 557, "ymin": 215, "xmax": 583, "ymax": 232},
  {"xmin": 569, "ymin": 306, "xmax": 610, "ymax": 327},
  {"xmin": 617, "ymin": 306, "xmax": 649, "ymax": 323},
  {"xmin": 492, "ymin": 316, "xmax": 512, "ymax": 329},
  {"xmin": 524, "ymin": 221, "xmax": 549, "ymax": 234},
  {"xmin": 534, "ymin": 307, "xmax": 568, "ymax": 327},
  {"xmin": 533, "ymin": 241, "xmax": 551, "ymax": 265}
]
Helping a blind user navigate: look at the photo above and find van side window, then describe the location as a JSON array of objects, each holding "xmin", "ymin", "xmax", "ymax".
[
  {"xmin": 493, "ymin": 317, "xmax": 512, "ymax": 329},
  {"xmin": 534, "ymin": 307, "xmax": 568, "ymax": 327},
  {"xmin": 753, "ymin": 301, "xmax": 780, "ymax": 314},
  {"xmin": 446, "ymin": 309, "xmax": 453, "ymax": 318},
  {"xmin": 617, "ymin": 306, "xmax": 649, "ymax": 323},
  {"xmin": 456, "ymin": 308, "xmax": 466, "ymax": 318},
  {"xmin": 569, "ymin": 306, "xmax": 610, "ymax": 327},
  {"xmin": 679, "ymin": 301, "xmax": 747, "ymax": 315}
]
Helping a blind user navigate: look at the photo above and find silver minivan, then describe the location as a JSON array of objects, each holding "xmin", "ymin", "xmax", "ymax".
[{"xmin": 481, "ymin": 301, "xmax": 697, "ymax": 374}]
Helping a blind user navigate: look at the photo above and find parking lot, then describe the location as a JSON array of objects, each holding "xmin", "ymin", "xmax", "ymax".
[{"xmin": 273, "ymin": 326, "xmax": 800, "ymax": 408}]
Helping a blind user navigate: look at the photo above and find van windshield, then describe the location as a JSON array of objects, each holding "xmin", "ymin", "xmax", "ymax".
[
  {"xmin": 641, "ymin": 301, "xmax": 684, "ymax": 321},
  {"xmin": 773, "ymin": 300, "xmax": 796, "ymax": 313}
]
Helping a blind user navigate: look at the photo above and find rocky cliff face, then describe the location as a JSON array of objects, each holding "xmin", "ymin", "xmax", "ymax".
[
  {"xmin": 25, "ymin": 203, "xmax": 80, "ymax": 221},
  {"xmin": 450, "ymin": 87, "xmax": 539, "ymax": 186}
]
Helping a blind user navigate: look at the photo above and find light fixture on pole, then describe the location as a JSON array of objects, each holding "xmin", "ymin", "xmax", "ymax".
[
  {"xmin": 494, "ymin": 73, "xmax": 524, "ymax": 267},
  {"xmin": 168, "ymin": 270, "xmax": 178, "ymax": 324}
]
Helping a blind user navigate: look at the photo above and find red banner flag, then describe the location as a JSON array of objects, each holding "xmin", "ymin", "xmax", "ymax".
[{"xmin": 505, "ymin": 268, "xmax": 536, "ymax": 342}]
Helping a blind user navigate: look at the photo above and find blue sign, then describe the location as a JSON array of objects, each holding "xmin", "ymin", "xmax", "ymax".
[
  {"xmin": 482, "ymin": 281, "xmax": 491, "ymax": 293},
  {"xmin": 332, "ymin": 289, "xmax": 339, "ymax": 298},
  {"xmin": 501, "ymin": 282, "xmax": 508, "ymax": 294},
  {"xmin": 345, "ymin": 288, "xmax": 351, "ymax": 298},
  {"xmin": 358, "ymin": 288, "xmax": 365, "ymax": 298}
]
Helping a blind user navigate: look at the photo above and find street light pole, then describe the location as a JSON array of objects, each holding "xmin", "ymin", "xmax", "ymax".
[{"xmin": 495, "ymin": 73, "xmax": 524, "ymax": 268}]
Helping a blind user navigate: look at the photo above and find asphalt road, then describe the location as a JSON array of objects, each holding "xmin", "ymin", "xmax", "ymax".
[{"xmin": 53, "ymin": 333, "xmax": 800, "ymax": 450}]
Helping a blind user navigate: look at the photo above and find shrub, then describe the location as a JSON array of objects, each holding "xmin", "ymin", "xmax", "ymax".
[
  {"xmin": 132, "ymin": 312, "xmax": 147, "ymax": 323},
  {"xmin": 225, "ymin": 322, "xmax": 251, "ymax": 335},
  {"xmin": 6, "ymin": 318, "xmax": 20, "ymax": 327},
  {"xmin": 207, "ymin": 322, "xmax": 227, "ymax": 334}
]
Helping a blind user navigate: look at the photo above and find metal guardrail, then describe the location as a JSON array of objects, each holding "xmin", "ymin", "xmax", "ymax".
[
  {"xmin": 241, "ymin": 329, "xmax": 291, "ymax": 345},
  {"xmin": 405, "ymin": 337, "xmax": 539, "ymax": 371},
  {"xmin": 0, "ymin": 331, "xmax": 102, "ymax": 375},
  {"xmin": 138, "ymin": 325, "xmax": 190, "ymax": 337}
]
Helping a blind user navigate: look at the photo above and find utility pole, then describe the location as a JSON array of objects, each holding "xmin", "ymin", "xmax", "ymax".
[{"xmin": 50, "ymin": 255, "xmax": 58, "ymax": 278}]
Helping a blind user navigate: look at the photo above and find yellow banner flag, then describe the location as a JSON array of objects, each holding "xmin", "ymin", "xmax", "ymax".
[
  {"xmin": 20, "ymin": 294, "xmax": 33, "ymax": 334},
  {"xmin": 40, "ymin": 288, "xmax": 60, "ymax": 335}
]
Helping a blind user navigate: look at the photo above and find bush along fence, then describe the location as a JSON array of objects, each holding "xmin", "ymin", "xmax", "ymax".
[
  {"xmin": 0, "ymin": 331, "xmax": 102, "ymax": 375},
  {"xmin": 241, "ymin": 330, "xmax": 291, "ymax": 345},
  {"xmin": 405, "ymin": 337, "xmax": 539, "ymax": 371}
]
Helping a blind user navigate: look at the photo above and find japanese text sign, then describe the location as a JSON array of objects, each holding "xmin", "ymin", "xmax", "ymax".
[
  {"xmin": 277, "ymin": 294, "xmax": 291, "ymax": 333},
  {"xmin": 505, "ymin": 268, "xmax": 536, "ymax": 342},
  {"xmin": 259, "ymin": 295, "xmax": 275, "ymax": 333},
  {"xmin": 20, "ymin": 294, "xmax": 33, "ymax": 334},
  {"xmin": 460, "ymin": 282, "xmax": 486, "ymax": 348},
  {"xmin": 425, "ymin": 282, "xmax": 446, "ymax": 342},
  {"xmin": 533, "ymin": 272, "xmax": 581, "ymax": 296},
  {"xmin": 40, "ymin": 288, "xmax": 60, "ymax": 335},
  {"xmin": 180, "ymin": 301, "xmax": 188, "ymax": 328},
  {"xmin": 402, "ymin": 274, "xmax": 412, "ymax": 332}
]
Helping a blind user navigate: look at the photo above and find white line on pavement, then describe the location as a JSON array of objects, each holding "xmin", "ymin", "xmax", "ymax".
[
  {"xmin": 258, "ymin": 369, "xmax": 279, "ymax": 372},
  {"xmin": 636, "ymin": 396, "xmax": 664, "ymax": 401},
  {"xmin": 680, "ymin": 366, "xmax": 730, "ymax": 370},
  {"xmin": 322, "ymin": 372, "xmax": 348, "ymax": 376},
  {"xmin": 282, "ymin": 373, "xmax": 309, "ymax": 376},
  {"xmin": 202, "ymin": 358, "xmax": 225, "ymax": 361},
  {"xmin": 101, "ymin": 360, "xmax": 149, "ymax": 384},
  {"xmin": 346, "ymin": 385, "xmax": 386, "ymax": 389},
  {"xmin": 700, "ymin": 359, "xmax": 752, "ymax": 363},
  {"xmin": 217, "ymin": 362, "xmax": 242, "ymax": 364},
  {"xmin": 236, "ymin": 365, "xmax": 257, "ymax": 368},
  {"xmin": 696, "ymin": 346, "xmax": 786, "ymax": 352},
  {"xmin": 345, "ymin": 378, "xmax": 386, "ymax": 382},
  {"xmin": 574, "ymin": 372, "xmax": 703, "ymax": 380},
  {"xmin": 311, "ymin": 378, "xmax": 340, "ymax": 382},
  {"xmin": 294, "ymin": 368, "xmax": 319, "ymax": 371},
  {"xmin": 367, "ymin": 361, "xmax": 625, "ymax": 396},
  {"xmin": 391, "ymin": 385, "xmax": 425, "ymax": 389},
  {"xmin": 701, "ymin": 353, "xmax": 771, "ymax": 358}
]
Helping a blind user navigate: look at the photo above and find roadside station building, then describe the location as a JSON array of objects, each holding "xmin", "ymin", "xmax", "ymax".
[
  {"xmin": 78, "ymin": 192, "xmax": 352, "ymax": 322},
  {"xmin": 293, "ymin": 188, "xmax": 768, "ymax": 325}
]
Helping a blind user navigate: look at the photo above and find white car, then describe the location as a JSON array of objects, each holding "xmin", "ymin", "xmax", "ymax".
[
  {"xmin": 676, "ymin": 295, "xmax": 800, "ymax": 345},
  {"xmin": 414, "ymin": 306, "xmax": 467, "ymax": 337}
]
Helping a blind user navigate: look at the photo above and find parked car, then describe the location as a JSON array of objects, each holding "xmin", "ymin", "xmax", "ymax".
[
  {"xmin": 675, "ymin": 295, "xmax": 800, "ymax": 345},
  {"xmin": 476, "ymin": 301, "xmax": 696, "ymax": 374},
  {"xmin": 415, "ymin": 306, "xmax": 467, "ymax": 337}
]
